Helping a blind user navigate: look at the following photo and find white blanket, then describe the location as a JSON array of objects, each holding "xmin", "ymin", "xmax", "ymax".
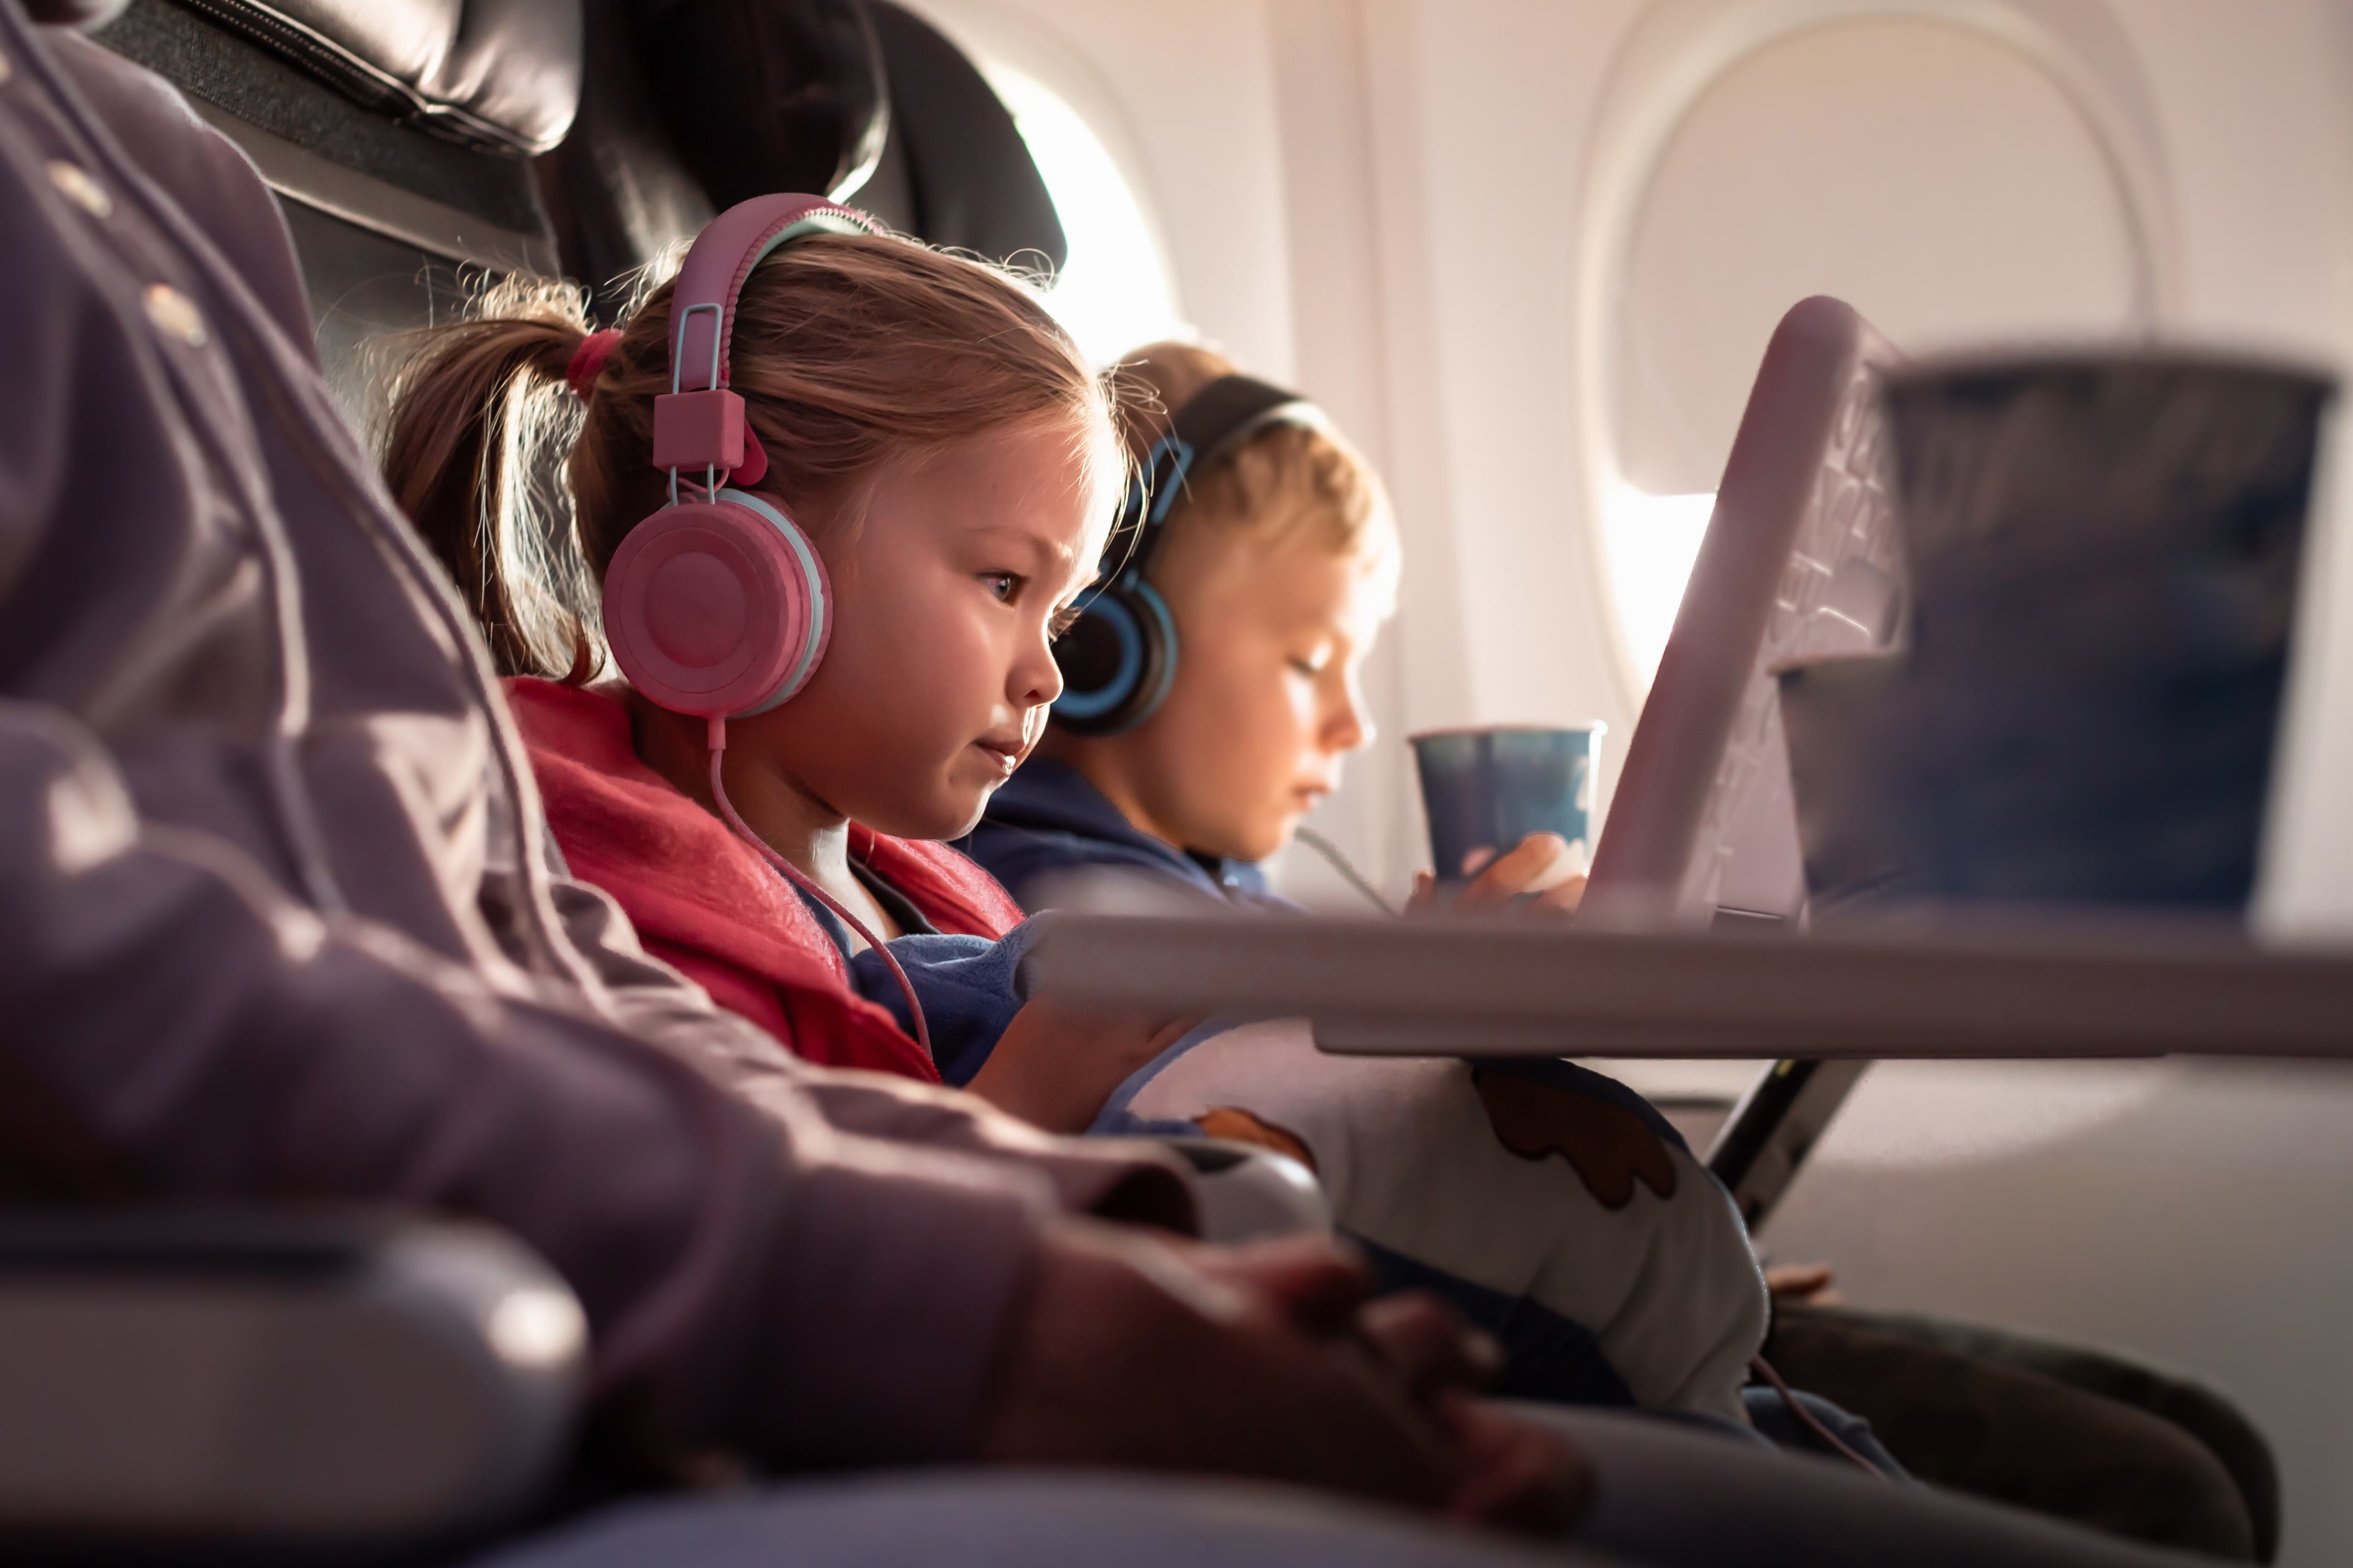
[{"xmin": 1116, "ymin": 1020, "xmax": 1767, "ymax": 1421}]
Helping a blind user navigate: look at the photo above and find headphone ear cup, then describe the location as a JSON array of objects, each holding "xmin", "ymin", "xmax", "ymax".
[
  {"xmin": 1051, "ymin": 580, "xmax": 1177, "ymax": 736},
  {"xmin": 602, "ymin": 491, "xmax": 831, "ymax": 718}
]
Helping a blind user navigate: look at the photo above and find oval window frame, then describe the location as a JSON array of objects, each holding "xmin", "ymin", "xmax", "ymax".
[{"xmin": 1572, "ymin": 0, "xmax": 2182, "ymax": 704}]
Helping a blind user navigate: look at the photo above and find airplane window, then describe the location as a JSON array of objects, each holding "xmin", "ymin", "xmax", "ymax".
[
  {"xmin": 1602, "ymin": 484, "xmax": 1714, "ymax": 691},
  {"xmin": 985, "ymin": 65, "xmax": 1189, "ymax": 365},
  {"xmin": 1598, "ymin": 17, "xmax": 2157, "ymax": 693}
]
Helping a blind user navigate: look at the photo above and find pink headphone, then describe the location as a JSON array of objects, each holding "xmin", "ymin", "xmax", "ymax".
[
  {"xmin": 599, "ymin": 194, "xmax": 936, "ymax": 1057},
  {"xmin": 601, "ymin": 193, "xmax": 877, "ymax": 718}
]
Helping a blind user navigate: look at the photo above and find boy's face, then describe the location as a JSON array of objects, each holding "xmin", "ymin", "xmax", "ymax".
[
  {"xmin": 740, "ymin": 417, "xmax": 1113, "ymax": 840},
  {"xmin": 1111, "ymin": 520, "xmax": 1393, "ymax": 864}
]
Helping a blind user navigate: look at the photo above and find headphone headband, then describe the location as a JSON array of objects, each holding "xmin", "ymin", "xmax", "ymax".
[
  {"xmin": 1053, "ymin": 372, "xmax": 1328, "ymax": 736},
  {"xmin": 654, "ymin": 196, "xmax": 878, "ymax": 500},
  {"xmin": 669, "ymin": 196, "xmax": 877, "ymax": 393},
  {"xmin": 1116, "ymin": 373, "xmax": 1327, "ymax": 583}
]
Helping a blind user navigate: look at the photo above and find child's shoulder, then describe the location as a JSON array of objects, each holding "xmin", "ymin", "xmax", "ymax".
[{"xmin": 501, "ymin": 676, "xmax": 639, "ymax": 767}]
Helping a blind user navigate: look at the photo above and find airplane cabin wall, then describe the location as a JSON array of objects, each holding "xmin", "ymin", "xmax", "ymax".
[
  {"xmin": 1331, "ymin": 0, "xmax": 2353, "ymax": 925},
  {"xmin": 914, "ymin": 0, "xmax": 2353, "ymax": 929}
]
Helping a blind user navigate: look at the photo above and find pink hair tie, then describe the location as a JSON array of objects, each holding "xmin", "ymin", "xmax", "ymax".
[{"xmin": 566, "ymin": 328, "xmax": 622, "ymax": 400}]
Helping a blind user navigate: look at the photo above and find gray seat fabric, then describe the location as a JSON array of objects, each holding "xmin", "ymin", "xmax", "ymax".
[
  {"xmin": 94, "ymin": 0, "xmax": 575, "ymax": 415},
  {"xmin": 95, "ymin": 1, "xmax": 559, "ymax": 239},
  {"xmin": 476, "ymin": 1411, "xmax": 2221, "ymax": 1568},
  {"xmin": 476, "ymin": 1474, "xmax": 1617, "ymax": 1568},
  {"xmin": 155, "ymin": 0, "xmax": 581, "ymax": 152}
]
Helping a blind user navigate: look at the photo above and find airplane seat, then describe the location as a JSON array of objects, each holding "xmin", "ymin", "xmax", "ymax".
[
  {"xmin": 92, "ymin": 0, "xmax": 581, "ymax": 417},
  {"xmin": 0, "ymin": 1209, "xmax": 583, "ymax": 1562},
  {"xmin": 533, "ymin": 0, "xmax": 884, "ymax": 314},
  {"xmin": 1588, "ymin": 294, "xmax": 2281, "ymax": 1560},
  {"xmin": 92, "ymin": 1, "xmax": 1066, "ymax": 413}
]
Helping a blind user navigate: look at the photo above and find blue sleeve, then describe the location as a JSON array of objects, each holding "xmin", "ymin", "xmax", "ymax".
[
  {"xmin": 962, "ymin": 817, "xmax": 1240, "ymax": 911},
  {"xmin": 850, "ymin": 927, "xmax": 1030, "ymax": 1087},
  {"xmin": 957, "ymin": 820, "xmax": 1073, "ymax": 913}
]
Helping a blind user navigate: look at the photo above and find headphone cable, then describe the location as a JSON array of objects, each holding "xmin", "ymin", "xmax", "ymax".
[
  {"xmin": 1748, "ymin": 1354, "xmax": 1889, "ymax": 1477},
  {"xmin": 704, "ymin": 719, "xmax": 933, "ymax": 1057},
  {"xmin": 1291, "ymin": 825, "xmax": 1398, "ymax": 917}
]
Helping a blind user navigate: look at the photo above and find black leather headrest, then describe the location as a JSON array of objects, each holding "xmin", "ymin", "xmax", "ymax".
[
  {"xmin": 852, "ymin": 1, "xmax": 1065, "ymax": 271},
  {"xmin": 540, "ymin": 0, "xmax": 884, "ymax": 305},
  {"xmin": 635, "ymin": 0, "xmax": 888, "ymax": 216},
  {"xmin": 541, "ymin": 0, "xmax": 1063, "ymax": 310}
]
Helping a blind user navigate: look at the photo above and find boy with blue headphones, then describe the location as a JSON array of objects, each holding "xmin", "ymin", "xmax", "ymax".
[{"xmin": 968, "ymin": 342, "xmax": 1586, "ymax": 916}]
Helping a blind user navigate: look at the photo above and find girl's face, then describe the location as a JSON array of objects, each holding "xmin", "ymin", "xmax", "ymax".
[
  {"xmin": 1108, "ymin": 521, "xmax": 1394, "ymax": 864},
  {"xmin": 737, "ymin": 416, "xmax": 1112, "ymax": 840}
]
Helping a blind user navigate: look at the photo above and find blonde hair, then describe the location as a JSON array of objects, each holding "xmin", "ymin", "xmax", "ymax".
[
  {"xmin": 1111, "ymin": 340, "xmax": 1395, "ymax": 577},
  {"xmin": 379, "ymin": 232, "xmax": 1114, "ymax": 676}
]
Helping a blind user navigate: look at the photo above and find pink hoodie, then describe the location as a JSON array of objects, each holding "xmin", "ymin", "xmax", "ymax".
[{"xmin": 507, "ymin": 678, "xmax": 1025, "ymax": 1082}]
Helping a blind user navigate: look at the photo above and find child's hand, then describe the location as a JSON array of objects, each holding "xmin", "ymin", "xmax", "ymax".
[
  {"xmin": 1407, "ymin": 832, "xmax": 1587, "ymax": 917},
  {"xmin": 965, "ymin": 997, "xmax": 1200, "ymax": 1132},
  {"xmin": 1764, "ymin": 1262, "xmax": 1843, "ymax": 1306}
]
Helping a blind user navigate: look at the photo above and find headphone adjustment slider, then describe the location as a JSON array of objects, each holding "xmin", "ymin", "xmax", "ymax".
[{"xmin": 652, "ymin": 389, "xmax": 747, "ymax": 474}]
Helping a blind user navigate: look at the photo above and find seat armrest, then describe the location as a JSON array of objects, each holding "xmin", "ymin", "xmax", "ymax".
[
  {"xmin": 1158, "ymin": 1138, "xmax": 1331, "ymax": 1243},
  {"xmin": 0, "ymin": 1209, "xmax": 582, "ymax": 1561}
]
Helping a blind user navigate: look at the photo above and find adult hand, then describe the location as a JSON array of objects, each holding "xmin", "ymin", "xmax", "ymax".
[
  {"xmin": 1438, "ymin": 1392, "xmax": 1591, "ymax": 1535},
  {"xmin": 965, "ymin": 998, "xmax": 1199, "ymax": 1132},
  {"xmin": 1187, "ymin": 1234, "xmax": 1503, "ymax": 1395},
  {"xmin": 1408, "ymin": 832, "xmax": 1588, "ymax": 917},
  {"xmin": 980, "ymin": 1223, "xmax": 1588, "ymax": 1534}
]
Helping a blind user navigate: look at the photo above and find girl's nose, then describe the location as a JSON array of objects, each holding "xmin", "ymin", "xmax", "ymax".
[{"xmin": 1015, "ymin": 624, "xmax": 1065, "ymax": 710}]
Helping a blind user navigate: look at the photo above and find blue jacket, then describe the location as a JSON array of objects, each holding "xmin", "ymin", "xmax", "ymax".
[{"xmin": 963, "ymin": 758, "xmax": 1288, "ymax": 913}]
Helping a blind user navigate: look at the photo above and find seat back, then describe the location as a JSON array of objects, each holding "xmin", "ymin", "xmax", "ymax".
[
  {"xmin": 99, "ymin": 0, "xmax": 1066, "ymax": 415},
  {"xmin": 541, "ymin": 0, "xmax": 1065, "ymax": 313},
  {"xmin": 95, "ymin": 0, "xmax": 580, "ymax": 418},
  {"xmin": 1586, "ymin": 296, "xmax": 1905, "ymax": 928},
  {"xmin": 0, "ymin": 1211, "xmax": 581, "ymax": 1558}
]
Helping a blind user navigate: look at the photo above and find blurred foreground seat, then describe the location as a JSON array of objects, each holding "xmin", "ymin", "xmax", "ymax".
[
  {"xmin": 0, "ymin": 1149, "xmax": 1320, "ymax": 1565},
  {"xmin": 0, "ymin": 1210, "xmax": 582, "ymax": 1564}
]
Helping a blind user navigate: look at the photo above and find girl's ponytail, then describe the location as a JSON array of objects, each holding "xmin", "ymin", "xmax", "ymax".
[{"xmin": 377, "ymin": 281, "xmax": 597, "ymax": 676}]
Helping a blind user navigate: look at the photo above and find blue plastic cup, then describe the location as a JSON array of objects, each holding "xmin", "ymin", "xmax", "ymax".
[{"xmin": 1411, "ymin": 725, "xmax": 1606, "ymax": 887}]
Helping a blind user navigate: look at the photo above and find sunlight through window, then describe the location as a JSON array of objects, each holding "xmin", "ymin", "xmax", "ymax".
[
  {"xmin": 1600, "ymin": 484, "xmax": 1714, "ymax": 692},
  {"xmin": 987, "ymin": 66, "xmax": 1187, "ymax": 365}
]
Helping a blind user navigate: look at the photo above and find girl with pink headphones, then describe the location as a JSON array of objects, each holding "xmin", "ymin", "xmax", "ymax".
[{"xmin": 381, "ymin": 195, "xmax": 1177, "ymax": 1115}]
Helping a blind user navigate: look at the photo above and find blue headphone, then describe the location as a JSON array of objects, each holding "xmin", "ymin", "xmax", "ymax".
[{"xmin": 1051, "ymin": 373, "xmax": 1328, "ymax": 735}]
